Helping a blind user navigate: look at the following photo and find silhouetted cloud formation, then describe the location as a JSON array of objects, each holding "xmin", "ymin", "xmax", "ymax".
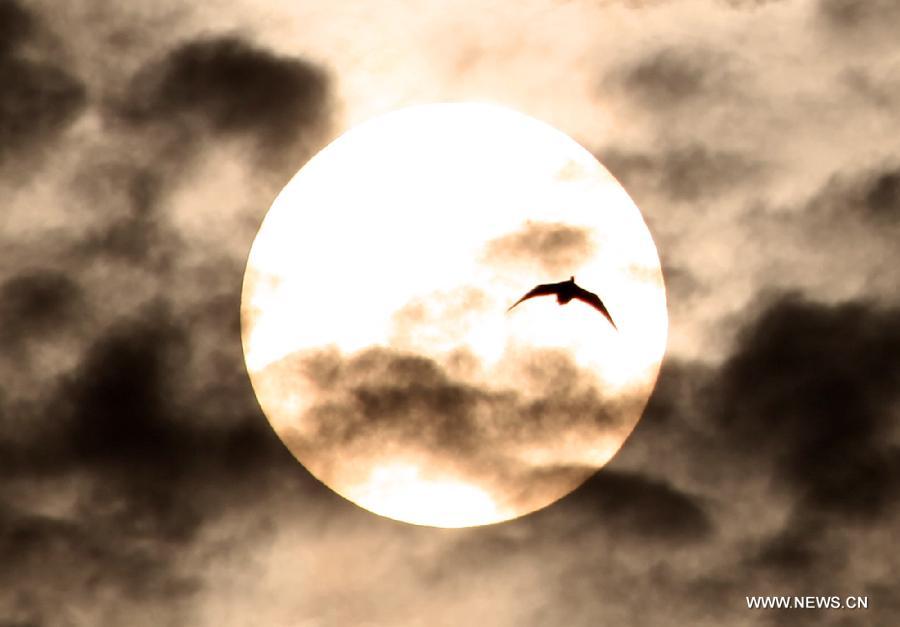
[
  {"xmin": 714, "ymin": 296, "xmax": 900, "ymax": 520},
  {"xmin": 818, "ymin": 0, "xmax": 900, "ymax": 31},
  {"xmin": 482, "ymin": 221, "xmax": 594, "ymax": 276},
  {"xmin": 0, "ymin": 1, "xmax": 85, "ymax": 162},
  {"xmin": 802, "ymin": 164, "xmax": 900, "ymax": 227},
  {"xmin": 561, "ymin": 469, "xmax": 713, "ymax": 544},
  {"xmin": 0, "ymin": 271, "xmax": 83, "ymax": 349},
  {"xmin": 0, "ymin": 0, "xmax": 33, "ymax": 53},
  {"xmin": 865, "ymin": 169, "xmax": 900, "ymax": 220},
  {"xmin": 604, "ymin": 144, "xmax": 761, "ymax": 202},
  {"xmin": 257, "ymin": 345, "xmax": 640, "ymax": 514},
  {"xmin": 612, "ymin": 46, "xmax": 736, "ymax": 109},
  {"xmin": 120, "ymin": 35, "xmax": 331, "ymax": 157},
  {"xmin": 0, "ymin": 5, "xmax": 336, "ymax": 623},
  {"xmin": 0, "ymin": 291, "xmax": 336, "ymax": 624}
]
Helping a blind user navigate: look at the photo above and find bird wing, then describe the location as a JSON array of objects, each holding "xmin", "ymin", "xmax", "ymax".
[
  {"xmin": 507, "ymin": 282, "xmax": 563, "ymax": 312},
  {"xmin": 573, "ymin": 285, "xmax": 617, "ymax": 330}
]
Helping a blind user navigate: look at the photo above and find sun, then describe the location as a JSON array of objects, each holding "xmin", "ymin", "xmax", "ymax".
[{"xmin": 241, "ymin": 103, "xmax": 667, "ymax": 528}]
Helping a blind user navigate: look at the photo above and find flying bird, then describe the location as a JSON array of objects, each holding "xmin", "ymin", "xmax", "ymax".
[{"xmin": 507, "ymin": 276, "xmax": 617, "ymax": 329}]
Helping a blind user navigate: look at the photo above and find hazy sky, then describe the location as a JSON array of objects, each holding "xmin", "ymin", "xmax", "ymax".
[{"xmin": 2, "ymin": 0, "xmax": 899, "ymax": 625}]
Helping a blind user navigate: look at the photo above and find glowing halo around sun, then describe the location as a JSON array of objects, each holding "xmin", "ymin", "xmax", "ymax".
[{"xmin": 241, "ymin": 103, "xmax": 668, "ymax": 528}]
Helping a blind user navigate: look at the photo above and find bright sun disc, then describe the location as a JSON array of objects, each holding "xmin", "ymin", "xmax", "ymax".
[{"xmin": 242, "ymin": 103, "xmax": 668, "ymax": 528}]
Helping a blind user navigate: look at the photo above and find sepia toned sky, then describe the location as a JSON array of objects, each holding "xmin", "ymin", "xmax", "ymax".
[{"xmin": 2, "ymin": 0, "xmax": 899, "ymax": 624}]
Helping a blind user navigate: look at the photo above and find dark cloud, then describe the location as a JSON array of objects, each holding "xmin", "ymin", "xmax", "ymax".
[
  {"xmin": 0, "ymin": 1, "xmax": 86, "ymax": 163},
  {"xmin": 73, "ymin": 165, "xmax": 176, "ymax": 267},
  {"xmin": 119, "ymin": 35, "xmax": 332, "ymax": 158},
  {"xmin": 0, "ymin": 297, "xmax": 321, "ymax": 623},
  {"xmin": 714, "ymin": 295, "xmax": 900, "ymax": 521},
  {"xmin": 863, "ymin": 169, "xmax": 900, "ymax": 220},
  {"xmin": 0, "ymin": 56, "xmax": 85, "ymax": 150},
  {"xmin": 560, "ymin": 469, "xmax": 713, "ymax": 544},
  {"xmin": 602, "ymin": 143, "xmax": 762, "ymax": 203},
  {"xmin": 481, "ymin": 221, "xmax": 595, "ymax": 277},
  {"xmin": 59, "ymin": 310, "xmax": 189, "ymax": 471},
  {"xmin": 816, "ymin": 0, "xmax": 900, "ymax": 62},
  {"xmin": 0, "ymin": 271, "xmax": 84, "ymax": 348},
  {"xmin": 612, "ymin": 46, "xmax": 735, "ymax": 109},
  {"xmin": 747, "ymin": 512, "xmax": 836, "ymax": 577},
  {"xmin": 0, "ymin": 500, "xmax": 199, "ymax": 626},
  {"xmin": 2, "ymin": 299, "xmax": 288, "ymax": 492},
  {"xmin": 257, "ymin": 345, "xmax": 641, "ymax": 514},
  {"xmin": 0, "ymin": 0, "xmax": 34, "ymax": 54},
  {"xmin": 818, "ymin": 0, "xmax": 900, "ymax": 31},
  {"xmin": 803, "ymin": 163, "xmax": 900, "ymax": 229},
  {"xmin": 0, "ymin": 19, "xmax": 337, "ymax": 624}
]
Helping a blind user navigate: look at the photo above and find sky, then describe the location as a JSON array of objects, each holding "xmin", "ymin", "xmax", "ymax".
[{"xmin": 1, "ymin": 0, "xmax": 899, "ymax": 625}]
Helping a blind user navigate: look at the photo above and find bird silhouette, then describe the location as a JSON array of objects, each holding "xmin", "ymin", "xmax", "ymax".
[{"xmin": 507, "ymin": 276, "xmax": 617, "ymax": 329}]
